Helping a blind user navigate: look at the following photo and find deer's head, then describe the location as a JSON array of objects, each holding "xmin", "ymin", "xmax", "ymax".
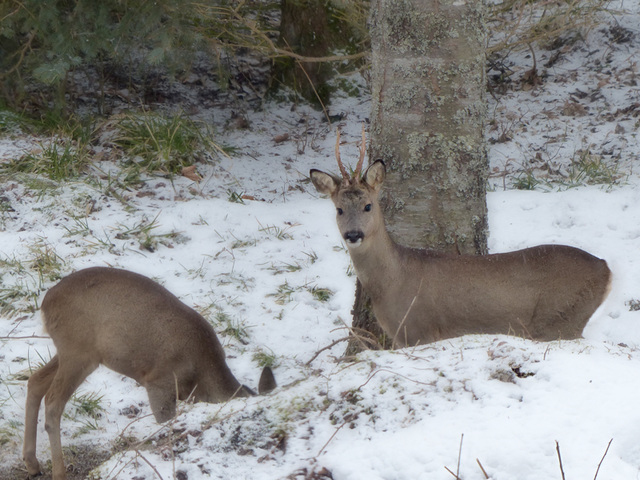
[{"xmin": 310, "ymin": 128, "xmax": 386, "ymax": 249}]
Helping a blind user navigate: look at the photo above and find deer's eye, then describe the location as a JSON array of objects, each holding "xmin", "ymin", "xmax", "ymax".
[
  {"xmin": 337, "ymin": 208, "xmax": 344, "ymax": 215},
  {"xmin": 364, "ymin": 204, "xmax": 372, "ymax": 212}
]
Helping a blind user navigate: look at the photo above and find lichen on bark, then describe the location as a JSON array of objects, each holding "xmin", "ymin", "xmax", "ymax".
[{"xmin": 369, "ymin": 0, "xmax": 488, "ymax": 254}]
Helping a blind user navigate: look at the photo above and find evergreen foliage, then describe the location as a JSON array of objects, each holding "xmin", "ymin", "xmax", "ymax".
[
  {"xmin": 0, "ymin": 0, "xmax": 208, "ymax": 113},
  {"xmin": 0, "ymin": 0, "xmax": 608, "ymax": 118}
]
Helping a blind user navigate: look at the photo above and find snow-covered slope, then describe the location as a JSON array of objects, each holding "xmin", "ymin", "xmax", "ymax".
[{"xmin": 1, "ymin": 2, "xmax": 640, "ymax": 479}]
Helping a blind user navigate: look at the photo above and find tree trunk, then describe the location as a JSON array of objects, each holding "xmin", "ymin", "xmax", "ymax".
[
  {"xmin": 347, "ymin": 0, "xmax": 488, "ymax": 355},
  {"xmin": 273, "ymin": 0, "xmax": 334, "ymax": 106}
]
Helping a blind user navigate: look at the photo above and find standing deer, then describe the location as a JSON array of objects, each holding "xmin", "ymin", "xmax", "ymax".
[
  {"xmin": 23, "ymin": 267, "xmax": 276, "ymax": 480},
  {"xmin": 310, "ymin": 130, "xmax": 612, "ymax": 347}
]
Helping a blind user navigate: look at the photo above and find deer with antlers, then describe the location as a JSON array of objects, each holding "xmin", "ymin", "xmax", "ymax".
[{"xmin": 310, "ymin": 128, "xmax": 612, "ymax": 347}]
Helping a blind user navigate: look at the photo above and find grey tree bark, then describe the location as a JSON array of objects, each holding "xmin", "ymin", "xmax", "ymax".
[{"xmin": 347, "ymin": 0, "xmax": 488, "ymax": 354}]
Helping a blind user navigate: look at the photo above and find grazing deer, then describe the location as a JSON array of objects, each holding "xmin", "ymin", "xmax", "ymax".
[
  {"xmin": 23, "ymin": 267, "xmax": 276, "ymax": 480},
  {"xmin": 310, "ymin": 130, "xmax": 612, "ymax": 347}
]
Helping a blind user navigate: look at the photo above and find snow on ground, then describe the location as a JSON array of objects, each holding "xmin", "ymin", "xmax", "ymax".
[{"xmin": 1, "ymin": 2, "xmax": 640, "ymax": 479}]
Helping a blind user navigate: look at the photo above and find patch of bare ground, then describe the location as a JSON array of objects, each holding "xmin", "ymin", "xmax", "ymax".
[{"xmin": 0, "ymin": 445, "xmax": 111, "ymax": 480}]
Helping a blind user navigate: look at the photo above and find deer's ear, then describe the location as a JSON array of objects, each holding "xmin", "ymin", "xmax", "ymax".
[
  {"xmin": 310, "ymin": 169, "xmax": 340, "ymax": 195},
  {"xmin": 258, "ymin": 366, "xmax": 276, "ymax": 395},
  {"xmin": 363, "ymin": 160, "xmax": 386, "ymax": 191}
]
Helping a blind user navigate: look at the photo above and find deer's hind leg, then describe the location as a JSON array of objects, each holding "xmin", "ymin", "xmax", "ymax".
[
  {"xmin": 532, "ymin": 274, "xmax": 609, "ymax": 341},
  {"xmin": 44, "ymin": 356, "xmax": 98, "ymax": 480},
  {"xmin": 23, "ymin": 355, "xmax": 59, "ymax": 476}
]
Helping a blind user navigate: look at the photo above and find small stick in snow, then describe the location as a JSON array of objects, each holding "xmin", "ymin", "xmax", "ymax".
[
  {"xmin": 593, "ymin": 438, "xmax": 613, "ymax": 480},
  {"xmin": 444, "ymin": 434, "xmax": 464, "ymax": 479},
  {"xmin": 305, "ymin": 336, "xmax": 350, "ymax": 365},
  {"xmin": 456, "ymin": 434, "xmax": 464, "ymax": 479},
  {"xmin": 133, "ymin": 447, "xmax": 166, "ymax": 480},
  {"xmin": 317, "ymin": 418, "xmax": 349, "ymax": 457},
  {"xmin": 556, "ymin": 440, "xmax": 566, "ymax": 480},
  {"xmin": 356, "ymin": 368, "xmax": 435, "ymax": 392},
  {"xmin": 476, "ymin": 458, "xmax": 490, "ymax": 479},
  {"xmin": 444, "ymin": 466, "xmax": 460, "ymax": 479}
]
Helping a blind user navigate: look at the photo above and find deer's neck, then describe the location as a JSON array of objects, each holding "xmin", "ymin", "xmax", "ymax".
[{"xmin": 348, "ymin": 228, "xmax": 404, "ymax": 297}]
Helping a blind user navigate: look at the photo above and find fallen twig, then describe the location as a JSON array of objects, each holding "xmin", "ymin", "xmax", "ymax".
[
  {"xmin": 338, "ymin": 318, "xmax": 384, "ymax": 352},
  {"xmin": 306, "ymin": 336, "xmax": 350, "ymax": 365},
  {"xmin": 0, "ymin": 335, "xmax": 50, "ymax": 340},
  {"xmin": 133, "ymin": 448, "xmax": 165, "ymax": 480},
  {"xmin": 356, "ymin": 367, "xmax": 435, "ymax": 391},
  {"xmin": 317, "ymin": 418, "xmax": 349, "ymax": 457}
]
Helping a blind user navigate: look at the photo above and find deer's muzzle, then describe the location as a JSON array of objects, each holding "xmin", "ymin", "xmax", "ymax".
[{"xmin": 344, "ymin": 230, "xmax": 364, "ymax": 246}]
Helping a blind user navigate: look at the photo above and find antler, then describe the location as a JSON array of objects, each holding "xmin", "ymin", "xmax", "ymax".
[
  {"xmin": 335, "ymin": 125, "xmax": 367, "ymax": 181},
  {"xmin": 354, "ymin": 123, "xmax": 366, "ymax": 178},
  {"xmin": 335, "ymin": 129, "xmax": 350, "ymax": 181}
]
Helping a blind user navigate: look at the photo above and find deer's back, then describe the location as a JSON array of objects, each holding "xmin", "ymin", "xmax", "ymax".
[
  {"xmin": 399, "ymin": 244, "xmax": 609, "ymax": 292},
  {"xmin": 41, "ymin": 267, "xmax": 226, "ymax": 383},
  {"xmin": 376, "ymin": 244, "xmax": 611, "ymax": 344}
]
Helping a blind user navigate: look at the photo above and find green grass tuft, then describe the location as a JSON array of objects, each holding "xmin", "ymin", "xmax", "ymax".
[
  {"xmin": 308, "ymin": 285, "xmax": 333, "ymax": 303},
  {"xmin": 269, "ymin": 281, "xmax": 296, "ymax": 305},
  {"xmin": 252, "ymin": 350, "xmax": 279, "ymax": 368},
  {"xmin": 71, "ymin": 391, "xmax": 105, "ymax": 419},
  {"xmin": 258, "ymin": 223, "xmax": 295, "ymax": 241},
  {"xmin": 564, "ymin": 150, "xmax": 623, "ymax": 188},
  {"xmin": 114, "ymin": 113, "xmax": 222, "ymax": 175},
  {"xmin": 215, "ymin": 311, "xmax": 250, "ymax": 344},
  {"xmin": 1, "ymin": 138, "xmax": 90, "ymax": 181}
]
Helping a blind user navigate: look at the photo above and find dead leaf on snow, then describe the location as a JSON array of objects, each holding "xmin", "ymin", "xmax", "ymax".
[
  {"xmin": 274, "ymin": 133, "xmax": 290, "ymax": 143},
  {"xmin": 181, "ymin": 165, "xmax": 201, "ymax": 182},
  {"xmin": 561, "ymin": 100, "xmax": 587, "ymax": 117}
]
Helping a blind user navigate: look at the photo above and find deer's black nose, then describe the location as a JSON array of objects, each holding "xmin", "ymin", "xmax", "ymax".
[{"xmin": 344, "ymin": 231, "xmax": 364, "ymax": 244}]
